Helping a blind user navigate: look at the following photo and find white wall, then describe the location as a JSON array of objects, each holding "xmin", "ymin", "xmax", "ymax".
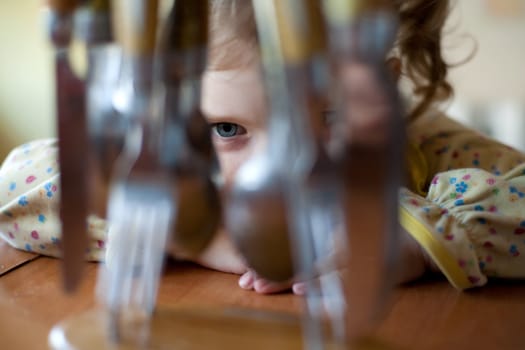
[
  {"xmin": 445, "ymin": 0, "xmax": 525, "ymax": 151},
  {"xmin": 0, "ymin": 1, "xmax": 55, "ymax": 161}
]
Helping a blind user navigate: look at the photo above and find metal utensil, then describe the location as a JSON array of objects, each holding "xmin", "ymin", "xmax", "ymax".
[
  {"xmin": 228, "ymin": 0, "xmax": 330, "ymax": 287},
  {"xmin": 95, "ymin": 0, "xmax": 173, "ymax": 344},
  {"xmin": 224, "ymin": 0, "xmax": 304, "ymax": 283},
  {"xmin": 75, "ymin": 0, "xmax": 127, "ymax": 219},
  {"xmin": 156, "ymin": 0, "xmax": 221, "ymax": 259},
  {"xmin": 47, "ymin": 0, "xmax": 89, "ymax": 293},
  {"xmin": 229, "ymin": 1, "xmax": 345, "ymax": 347},
  {"xmin": 322, "ymin": 0, "xmax": 403, "ymax": 337}
]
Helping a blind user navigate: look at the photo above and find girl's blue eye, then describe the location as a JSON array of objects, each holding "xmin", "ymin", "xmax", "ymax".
[{"xmin": 212, "ymin": 123, "xmax": 245, "ymax": 138}]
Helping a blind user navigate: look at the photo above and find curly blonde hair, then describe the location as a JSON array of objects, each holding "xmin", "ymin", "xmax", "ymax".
[
  {"xmin": 394, "ymin": 0, "xmax": 453, "ymax": 121},
  {"xmin": 209, "ymin": 0, "xmax": 453, "ymax": 121}
]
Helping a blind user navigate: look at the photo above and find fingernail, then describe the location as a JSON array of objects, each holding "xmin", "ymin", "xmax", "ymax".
[
  {"xmin": 292, "ymin": 282, "xmax": 306, "ymax": 295},
  {"xmin": 253, "ymin": 279, "xmax": 271, "ymax": 293},
  {"xmin": 239, "ymin": 271, "xmax": 254, "ymax": 289}
]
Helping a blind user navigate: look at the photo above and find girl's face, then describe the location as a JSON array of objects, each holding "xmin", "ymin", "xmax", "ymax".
[
  {"xmin": 201, "ymin": 51, "xmax": 397, "ymax": 186},
  {"xmin": 201, "ymin": 64, "xmax": 268, "ymax": 185}
]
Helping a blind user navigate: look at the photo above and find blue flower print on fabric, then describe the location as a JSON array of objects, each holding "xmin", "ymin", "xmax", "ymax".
[
  {"xmin": 455, "ymin": 181, "xmax": 468, "ymax": 193},
  {"xmin": 18, "ymin": 196, "xmax": 28, "ymax": 206},
  {"xmin": 9, "ymin": 182, "xmax": 16, "ymax": 191},
  {"xmin": 44, "ymin": 182, "xmax": 54, "ymax": 198},
  {"xmin": 509, "ymin": 186, "xmax": 525, "ymax": 198}
]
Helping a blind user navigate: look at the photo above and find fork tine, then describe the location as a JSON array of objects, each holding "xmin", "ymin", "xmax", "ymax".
[
  {"xmin": 91, "ymin": 0, "xmax": 175, "ymax": 345},
  {"xmin": 98, "ymin": 182, "xmax": 175, "ymax": 343}
]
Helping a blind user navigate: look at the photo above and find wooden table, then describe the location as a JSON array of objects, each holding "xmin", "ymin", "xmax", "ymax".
[{"xmin": 1, "ymin": 240, "xmax": 525, "ymax": 349}]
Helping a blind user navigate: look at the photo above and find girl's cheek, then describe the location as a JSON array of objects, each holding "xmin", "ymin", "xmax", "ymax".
[
  {"xmin": 216, "ymin": 150, "xmax": 249, "ymax": 186},
  {"xmin": 214, "ymin": 131, "xmax": 266, "ymax": 186}
]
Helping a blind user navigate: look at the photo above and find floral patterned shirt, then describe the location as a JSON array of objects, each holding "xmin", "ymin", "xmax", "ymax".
[
  {"xmin": 1, "ymin": 110, "xmax": 525, "ymax": 289},
  {"xmin": 401, "ymin": 110, "xmax": 525, "ymax": 289},
  {"xmin": 0, "ymin": 139, "xmax": 106, "ymax": 261}
]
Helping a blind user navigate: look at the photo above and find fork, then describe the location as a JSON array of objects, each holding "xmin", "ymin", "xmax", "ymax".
[
  {"xmin": 94, "ymin": 0, "xmax": 173, "ymax": 344},
  {"xmin": 101, "ymin": 163, "xmax": 174, "ymax": 344}
]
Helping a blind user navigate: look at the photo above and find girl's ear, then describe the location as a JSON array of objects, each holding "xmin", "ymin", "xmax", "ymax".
[{"xmin": 386, "ymin": 57, "xmax": 402, "ymax": 82}]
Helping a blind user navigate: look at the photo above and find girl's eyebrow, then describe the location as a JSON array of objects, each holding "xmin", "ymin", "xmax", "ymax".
[
  {"xmin": 204, "ymin": 114, "xmax": 254, "ymax": 125},
  {"xmin": 202, "ymin": 103, "xmax": 266, "ymax": 126},
  {"xmin": 201, "ymin": 68, "xmax": 267, "ymax": 125}
]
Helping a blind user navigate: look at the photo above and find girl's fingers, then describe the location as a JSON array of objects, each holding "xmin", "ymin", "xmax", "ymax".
[
  {"xmin": 292, "ymin": 282, "xmax": 307, "ymax": 295},
  {"xmin": 239, "ymin": 269, "xmax": 293, "ymax": 294},
  {"xmin": 238, "ymin": 270, "xmax": 256, "ymax": 290},
  {"xmin": 292, "ymin": 268, "xmax": 346, "ymax": 296},
  {"xmin": 253, "ymin": 278, "xmax": 292, "ymax": 294}
]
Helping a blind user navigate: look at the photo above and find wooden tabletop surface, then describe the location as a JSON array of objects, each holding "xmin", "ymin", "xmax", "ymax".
[{"xmin": 1, "ymin": 241, "xmax": 525, "ymax": 349}]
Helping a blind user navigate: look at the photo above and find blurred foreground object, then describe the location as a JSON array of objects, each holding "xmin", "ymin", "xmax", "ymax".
[
  {"xmin": 49, "ymin": 0, "xmax": 404, "ymax": 348},
  {"xmin": 47, "ymin": 0, "xmax": 89, "ymax": 293}
]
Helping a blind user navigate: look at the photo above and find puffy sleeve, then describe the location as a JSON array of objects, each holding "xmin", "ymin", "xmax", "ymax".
[
  {"xmin": 401, "ymin": 111, "xmax": 525, "ymax": 289},
  {"xmin": 0, "ymin": 139, "xmax": 107, "ymax": 261}
]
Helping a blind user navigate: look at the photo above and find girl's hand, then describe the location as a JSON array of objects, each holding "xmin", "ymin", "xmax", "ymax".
[
  {"xmin": 172, "ymin": 229, "xmax": 249, "ymax": 275},
  {"xmin": 238, "ymin": 269, "xmax": 294, "ymax": 294},
  {"xmin": 393, "ymin": 227, "xmax": 439, "ymax": 285},
  {"xmin": 237, "ymin": 228, "xmax": 436, "ymax": 296},
  {"xmin": 175, "ymin": 231, "xmax": 298, "ymax": 294},
  {"xmin": 175, "ymin": 222, "xmax": 435, "ymax": 295}
]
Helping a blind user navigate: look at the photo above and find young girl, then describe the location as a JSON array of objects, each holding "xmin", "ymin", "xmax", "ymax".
[{"xmin": 1, "ymin": 0, "xmax": 524, "ymax": 294}]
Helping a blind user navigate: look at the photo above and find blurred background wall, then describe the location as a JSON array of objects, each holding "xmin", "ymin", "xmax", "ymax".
[
  {"xmin": 445, "ymin": 0, "xmax": 525, "ymax": 151},
  {"xmin": 0, "ymin": 1, "xmax": 55, "ymax": 161},
  {"xmin": 0, "ymin": 0, "xmax": 524, "ymax": 162}
]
